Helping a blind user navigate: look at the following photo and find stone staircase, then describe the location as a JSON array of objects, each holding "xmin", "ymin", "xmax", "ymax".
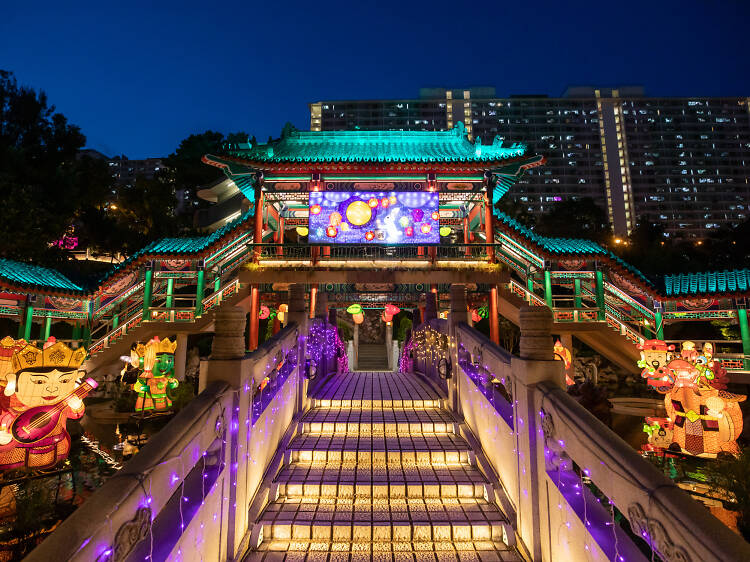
[
  {"xmin": 356, "ymin": 343, "xmax": 390, "ymax": 371},
  {"xmin": 244, "ymin": 372, "xmax": 519, "ymax": 561}
]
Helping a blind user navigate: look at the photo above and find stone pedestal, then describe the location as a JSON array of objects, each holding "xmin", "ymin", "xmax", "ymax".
[{"xmin": 206, "ymin": 306, "xmax": 247, "ymax": 390}]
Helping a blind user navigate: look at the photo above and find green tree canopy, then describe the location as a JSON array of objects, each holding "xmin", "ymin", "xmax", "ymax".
[{"xmin": 0, "ymin": 70, "xmax": 113, "ymax": 264}]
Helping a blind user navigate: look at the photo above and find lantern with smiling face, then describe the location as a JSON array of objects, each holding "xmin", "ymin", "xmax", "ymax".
[
  {"xmin": 130, "ymin": 337, "xmax": 179, "ymax": 413},
  {"xmin": 637, "ymin": 339, "xmax": 676, "ymax": 393},
  {"xmin": 663, "ymin": 355, "xmax": 745, "ymax": 457},
  {"xmin": 0, "ymin": 337, "xmax": 91, "ymax": 471}
]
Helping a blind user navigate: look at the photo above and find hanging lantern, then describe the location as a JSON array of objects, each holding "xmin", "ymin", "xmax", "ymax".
[
  {"xmin": 384, "ymin": 304, "xmax": 400, "ymax": 317},
  {"xmin": 347, "ymin": 304, "xmax": 364, "ymax": 325},
  {"xmin": 382, "ymin": 311, "xmax": 392, "ymax": 323},
  {"xmin": 259, "ymin": 305, "xmax": 270, "ymax": 320},
  {"xmin": 277, "ymin": 304, "xmax": 288, "ymax": 323}
]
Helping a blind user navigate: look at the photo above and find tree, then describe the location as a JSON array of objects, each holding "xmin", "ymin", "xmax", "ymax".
[
  {"xmin": 535, "ymin": 197, "xmax": 611, "ymax": 243},
  {"xmin": 164, "ymin": 130, "xmax": 249, "ymax": 216},
  {"xmin": 495, "ymin": 197, "xmax": 536, "ymax": 229},
  {"xmin": 704, "ymin": 450, "xmax": 750, "ymax": 540},
  {"xmin": 0, "ymin": 70, "xmax": 112, "ymax": 264}
]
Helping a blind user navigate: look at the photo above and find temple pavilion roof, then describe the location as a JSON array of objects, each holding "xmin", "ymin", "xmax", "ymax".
[
  {"xmin": 0, "ymin": 258, "xmax": 83, "ymax": 293},
  {"xmin": 208, "ymin": 123, "xmax": 529, "ymax": 167},
  {"xmin": 664, "ymin": 269, "xmax": 750, "ymax": 297}
]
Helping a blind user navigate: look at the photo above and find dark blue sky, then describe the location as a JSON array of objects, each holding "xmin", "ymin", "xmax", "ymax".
[{"xmin": 2, "ymin": 0, "xmax": 747, "ymax": 158}]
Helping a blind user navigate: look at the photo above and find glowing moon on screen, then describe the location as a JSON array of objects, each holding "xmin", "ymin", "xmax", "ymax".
[{"xmin": 345, "ymin": 200, "xmax": 372, "ymax": 226}]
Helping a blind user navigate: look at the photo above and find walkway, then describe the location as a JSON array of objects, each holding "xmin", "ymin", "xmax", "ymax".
[{"xmin": 245, "ymin": 371, "xmax": 519, "ymax": 561}]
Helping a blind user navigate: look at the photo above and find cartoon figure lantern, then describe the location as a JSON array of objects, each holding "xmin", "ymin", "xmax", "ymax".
[
  {"xmin": 347, "ymin": 304, "xmax": 364, "ymax": 325},
  {"xmin": 277, "ymin": 304, "xmax": 288, "ymax": 324},
  {"xmin": 0, "ymin": 337, "xmax": 94, "ymax": 471},
  {"xmin": 638, "ymin": 339, "xmax": 745, "ymax": 457},
  {"xmin": 553, "ymin": 339, "xmax": 574, "ymax": 386},
  {"xmin": 637, "ymin": 339, "xmax": 676, "ymax": 392},
  {"xmin": 130, "ymin": 337, "xmax": 179, "ymax": 413}
]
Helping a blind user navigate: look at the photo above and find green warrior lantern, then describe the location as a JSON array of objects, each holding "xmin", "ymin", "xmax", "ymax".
[{"xmin": 129, "ymin": 337, "xmax": 179, "ymax": 412}]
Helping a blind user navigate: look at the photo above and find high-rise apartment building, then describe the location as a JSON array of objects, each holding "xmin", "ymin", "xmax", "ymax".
[{"xmin": 310, "ymin": 87, "xmax": 750, "ymax": 239}]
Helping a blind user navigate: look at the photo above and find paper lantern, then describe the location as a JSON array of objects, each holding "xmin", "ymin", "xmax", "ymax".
[
  {"xmin": 381, "ymin": 312, "xmax": 392, "ymax": 323},
  {"xmin": 277, "ymin": 304, "xmax": 288, "ymax": 323},
  {"xmin": 439, "ymin": 226, "xmax": 452, "ymax": 237},
  {"xmin": 384, "ymin": 304, "xmax": 400, "ymax": 316},
  {"xmin": 471, "ymin": 309, "xmax": 481, "ymax": 323},
  {"xmin": 295, "ymin": 226, "xmax": 309, "ymax": 237},
  {"xmin": 259, "ymin": 305, "xmax": 270, "ymax": 320},
  {"xmin": 353, "ymin": 313, "xmax": 364, "ymax": 324}
]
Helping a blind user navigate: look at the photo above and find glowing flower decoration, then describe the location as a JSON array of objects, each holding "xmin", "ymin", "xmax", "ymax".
[
  {"xmin": 439, "ymin": 226, "xmax": 452, "ymax": 237},
  {"xmin": 381, "ymin": 198, "xmax": 390, "ymax": 208},
  {"xmin": 346, "ymin": 200, "xmax": 373, "ymax": 226},
  {"xmin": 259, "ymin": 305, "xmax": 270, "ymax": 320},
  {"xmin": 412, "ymin": 209, "xmax": 424, "ymax": 222},
  {"xmin": 421, "ymin": 223, "xmax": 431, "ymax": 234},
  {"xmin": 340, "ymin": 223, "xmax": 349, "ymax": 232},
  {"xmin": 295, "ymin": 227, "xmax": 309, "ymax": 237},
  {"xmin": 431, "ymin": 211, "xmax": 440, "ymax": 221},
  {"xmin": 326, "ymin": 226, "xmax": 338, "ymax": 238},
  {"xmin": 405, "ymin": 226, "xmax": 414, "ymax": 237},
  {"xmin": 399, "ymin": 216, "xmax": 410, "ymax": 228},
  {"xmin": 310, "ymin": 204, "xmax": 322, "ymax": 215},
  {"xmin": 365, "ymin": 231, "xmax": 375, "ymax": 241},
  {"xmin": 368, "ymin": 198, "xmax": 379, "ymax": 208},
  {"xmin": 384, "ymin": 304, "xmax": 400, "ymax": 316},
  {"xmin": 329, "ymin": 211, "xmax": 342, "ymax": 226},
  {"xmin": 471, "ymin": 309, "xmax": 481, "ymax": 323},
  {"xmin": 388, "ymin": 195, "xmax": 397, "ymax": 205}
]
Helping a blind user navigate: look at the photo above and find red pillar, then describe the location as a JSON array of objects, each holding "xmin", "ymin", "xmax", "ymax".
[
  {"xmin": 463, "ymin": 216, "xmax": 471, "ymax": 257},
  {"xmin": 309, "ymin": 286, "xmax": 318, "ymax": 320},
  {"xmin": 276, "ymin": 217, "xmax": 284, "ymax": 257},
  {"xmin": 484, "ymin": 193, "xmax": 495, "ymax": 263},
  {"xmin": 248, "ymin": 286, "xmax": 260, "ymax": 351},
  {"xmin": 489, "ymin": 286, "xmax": 499, "ymax": 345},
  {"xmin": 253, "ymin": 190, "xmax": 264, "ymax": 262},
  {"xmin": 272, "ymin": 315, "xmax": 281, "ymax": 335}
]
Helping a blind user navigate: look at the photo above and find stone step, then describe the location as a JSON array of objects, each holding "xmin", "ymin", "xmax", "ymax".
[
  {"xmin": 245, "ymin": 540, "xmax": 520, "ymax": 561},
  {"xmin": 256, "ymin": 498, "xmax": 510, "ymax": 543},
  {"xmin": 313, "ymin": 398, "xmax": 442, "ymax": 408},
  {"xmin": 301, "ymin": 407, "xmax": 456, "ymax": 435},
  {"xmin": 287, "ymin": 434, "xmax": 472, "ymax": 465},
  {"xmin": 275, "ymin": 461, "xmax": 490, "ymax": 498}
]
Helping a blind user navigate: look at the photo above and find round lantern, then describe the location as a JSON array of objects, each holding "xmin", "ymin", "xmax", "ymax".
[
  {"xmin": 353, "ymin": 313, "xmax": 364, "ymax": 324},
  {"xmin": 471, "ymin": 309, "xmax": 481, "ymax": 323},
  {"xmin": 277, "ymin": 304, "xmax": 288, "ymax": 323},
  {"xmin": 259, "ymin": 305, "xmax": 270, "ymax": 320}
]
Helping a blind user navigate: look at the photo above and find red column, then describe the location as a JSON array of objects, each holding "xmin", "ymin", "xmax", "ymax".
[
  {"xmin": 272, "ymin": 315, "xmax": 281, "ymax": 335},
  {"xmin": 276, "ymin": 217, "xmax": 284, "ymax": 257},
  {"xmin": 489, "ymin": 286, "xmax": 499, "ymax": 345},
  {"xmin": 249, "ymin": 286, "xmax": 260, "ymax": 351},
  {"xmin": 309, "ymin": 286, "xmax": 318, "ymax": 319},
  {"xmin": 463, "ymin": 216, "xmax": 471, "ymax": 257},
  {"xmin": 484, "ymin": 193, "xmax": 495, "ymax": 263},
  {"xmin": 253, "ymin": 190, "xmax": 264, "ymax": 262}
]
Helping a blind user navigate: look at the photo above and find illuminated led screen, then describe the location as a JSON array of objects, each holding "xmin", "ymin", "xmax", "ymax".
[{"xmin": 308, "ymin": 191, "xmax": 439, "ymax": 244}]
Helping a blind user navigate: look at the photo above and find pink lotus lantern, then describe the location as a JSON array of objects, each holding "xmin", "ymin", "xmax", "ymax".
[
  {"xmin": 471, "ymin": 309, "xmax": 481, "ymax": 323},
  {"xmin": 259, "ymin": 305, "xmax": 270, "ymax": 320}
]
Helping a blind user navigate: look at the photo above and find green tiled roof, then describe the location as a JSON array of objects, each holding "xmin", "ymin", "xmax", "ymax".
[
  {"xmin": 664, "ymin": 269, "xmax": 750, "ymax": 296},
  {"xmin": 494, "ymin": 212, "xmax": 655, "ymax": 286},
  {"xmin": 0, "ymin": 259, "xmax": 83, "ymax": 292},
  {"xmin": 219, "ymin": 123, "xmax": 527, "ymax": 164}
]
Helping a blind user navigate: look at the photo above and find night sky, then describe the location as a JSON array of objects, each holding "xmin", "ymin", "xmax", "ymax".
[{"xmin": 2, "ymin": 0, "xmax": 747, "ymax": 158}]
